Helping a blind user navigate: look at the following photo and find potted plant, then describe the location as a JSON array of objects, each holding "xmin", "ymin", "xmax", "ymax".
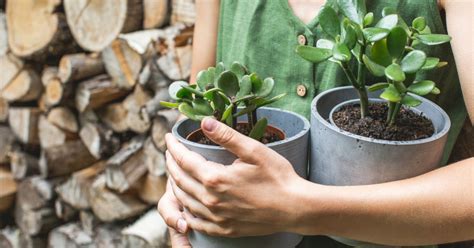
[
  {"xmin": 296, "ymin": 1, "xmax": 451, "ymax": 247},
  {"xmin": 161, "ymin": 62, "xmax": 310, "ymax": 248}
]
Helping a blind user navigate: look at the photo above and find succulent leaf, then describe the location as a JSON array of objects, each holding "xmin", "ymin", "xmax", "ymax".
[
  {"xmin": 385, "ymin": 63, "xmax": 406, "ymax": 82},
  {"xmin": 249, "ymin": 118, "xmax": 268, "ymax": 141},
  {"xmin": 386, "ymin": 26, "xmax": 408, "ymax": 59},
  {"xmin": 296, "ymin": 45, "xmax": 332, "ymax": 63},
  {"xmin": 407, "ymin": 80, "xmax": 435, "ymax": 96},
  {"xmin": 319, "ymin": 6, "xmax": 341, "ymax": 38},
  {"xmin": 401, "ymin": 50, "xmax": 427, "ymax": 74},
  {"xmin": 380, "ymin": 84, "xmax": 402, "ymax": 102},
  {"xmin": 216, "ymin": 70, "xmax": 240, "ymax": 97}
]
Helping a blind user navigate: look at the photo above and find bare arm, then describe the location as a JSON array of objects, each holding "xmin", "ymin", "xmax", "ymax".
[
  {"xmin": 189, "ymin": 0, "xmax": 220, "ymax": 83},
  {"xmin": 442, "ymin": 0, "xmax": 474, "ymax": 123},
  {"xmin": 295, "ymin": 157, "xmax": 474, "ymax": 245}
]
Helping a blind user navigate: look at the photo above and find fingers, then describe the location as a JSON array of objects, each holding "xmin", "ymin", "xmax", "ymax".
[
  {"xmin": 165, "ymin": 133, "xmax": 224, "ymax": 183},
  {"xmin": 166, "ymin": 151, "xmax": 207, "ymax": 201},
  {"xmin": 200, "ymin": 117, "xmax": 268, "ymax": 164},
  {"xmin": 157, "ymin": 181, "xmax": 188, "ymax": 234},
  {"xmin": 169, "ymin": 228, "xmax": 192, "ymax": 248}
]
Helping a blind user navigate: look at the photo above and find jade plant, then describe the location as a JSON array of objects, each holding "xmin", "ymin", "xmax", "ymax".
[
  {"xmin": 296, "ymin": 0, "xmax": 451, "ymax": 125},
  {"xmin": 160, "ymin": 62, "xmax": 285, "ymax": 141}
]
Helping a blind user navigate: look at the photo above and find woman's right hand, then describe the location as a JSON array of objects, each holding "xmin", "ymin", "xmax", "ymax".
[{"xmin": 158, "ymin": 179, "xmax": 192, "ymax": 248}]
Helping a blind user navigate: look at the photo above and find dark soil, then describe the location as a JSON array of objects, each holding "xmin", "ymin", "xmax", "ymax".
[
  {"xmin": 332, "ymin": 103, "xmax": 434, "ymax": 141},
  {"xmin": 189, "ymin": 123, "xmax": 283, "ymax": 146}
]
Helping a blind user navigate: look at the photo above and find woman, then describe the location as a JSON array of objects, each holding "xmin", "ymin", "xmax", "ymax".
[{"xmin": 159, "ymin": 0, "xmax": 474, "ymax": 247}]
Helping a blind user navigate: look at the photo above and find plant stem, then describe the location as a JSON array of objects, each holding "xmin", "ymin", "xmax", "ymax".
[
  {"xmin": 252, "ymin": 110, "xmax": 258, "ymax": 126},
  {"xmin": 387, "ymin": 102, "xmax": 396, "ymax": 124},
  {"xmin": 389, "ymin": 102, "xmax": 402, "ymax": 126},
  {"xmin": 247, "ymin": 112, "xmax": 254, "ymax": 130},
  {"xmin": 341, "ymin": 62, "xmax": 369, "ymax": 118},
  {"xmin": 232, "ymin": 105, "xmax": 238, "ymax": 129},
  {"xmin": 357, "ymin": 89, "xmax": 369, "ymax": 118}
]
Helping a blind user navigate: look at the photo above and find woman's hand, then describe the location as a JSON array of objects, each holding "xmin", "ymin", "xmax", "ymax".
[{"xmin": 165, "ymin": 117, "xmax": 305, "ymax": 237}]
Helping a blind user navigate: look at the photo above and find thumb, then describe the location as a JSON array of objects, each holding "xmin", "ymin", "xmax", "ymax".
[
  {"xmin": 158, "ymin": 181, "xmax": 189, "ymax": 234},
  {"xmin": 201, "ymin": 117, "xmax": 265, "ymax": 164},
  {"xmin": 169, "ymin": 228, "xmax": 192, "ymax": 248}
]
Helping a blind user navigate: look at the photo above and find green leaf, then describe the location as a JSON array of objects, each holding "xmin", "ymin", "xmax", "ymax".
[
  {"xmin": 254, "ymin": 77, "xmax": 275, "ymax": 97},
  {"xmin": 363, "ymin": 55, "xmax": 385, "ymax": 77},
  {"xmin": 416, "ymin": 34, "xmax": 451, "ymax": 45},
  {"xmin": 212, "ymin": 92, "xmax": 226, "ymax": 113},
  {"xmin": 368, "ymin": 82, "xmax": 389, "ymax": 92},
  {"xmin": 236, "ymin": 75, "xmax": 252, "ymax": 98},
  {"xmin": 196, "ymin": 69, "xmax": 215, "ymax": 90},
  {"xmin": 192, "ymin": 98, "xmax": 214, "ymax": 116},
  {"xmin": 249, "ymin": 118, "xmax": 268, "ymax": 141},
  {"xmin": 182, "ymin": 85, "xmax": 204, "ymax": 97},
  {"xmin": 332, "ymin": 43, "xmax": 352, "ymax": 62},
  {"xmin": 230, "ymin": 61, "xmax": 247, "ymax": 80},
  {"xmin": 203, "ymin": 88, "xmax": 222, "ymax": 101},
  {"xmin": 233, "ymin": 105, "xmax": 256, "ymax": 118},
  {"xmin": 254, "ymin": 93, "xmax": 286, "ymax": 107},
  {"xmin": 363, "ymin": 12, "xmax": 374, "ymax": 26},
  {"xmin": 178, "ymin": 102, "xmax": 199, "ymax": 120},
  {"xmin": 342, "ymin": 24, "xmax": 357, "ymax": 49},
  {"xmin": 250, "ymin": 73, "xmax": 263, "ymax": 92},
  {"xmin": 437, "ymin": 61, "xmax": 448, "ymax": 68},
  {"xmin": 370, "ymin": 40, "xmax": 392, "ymax": 66},
  {"xmin": 412, "ymin": 17, "xmax": 426, "ymax": 31},
  {"xmin": 316, "ymin": 39, "xmax": 335, "ymax": 49},
  {"xmin": 319, "ymin": 6, "xmax": 340, "ymax": 38},
  {"xmin": 216, "ymin": 70, "xmax": 240, "ymax": 97},
  {"xmin": 401, "ymin": 50, "xmax": 427, "ymax": 74},
  {"xmin": 363, "ymin": 27, "xmax": 390, "ymax": 42},
  {"xmin": 401, "ymin": 95, "xmax": 422, "ymax": 107},
  {"xmin": 394, "ymin": 81, "xmax": 407, "ymax": 93},
  {"xmin": 421, "ymin": 57, "xmax": 440, "ymax": 70},
  {"xmin": 234, "ymin": 94, "xmax": 256, "ymax": 104},
  {"xmin": 159, "ymin": 101, "xmax": 179, "ymax": 109},
  {"xmin": 220, "ymin": 103, "xmax": 234, "ymax": 122},
  {"xmin": 387, "ymin": 26, "xmax": 408, "ymax": 59},
  {"xmin": 407, "ymin": 80, "xmax": 435, "ymax": 96},
  {"xmin": 380, "ymin": 84, "xmax": 402, "ymax": 102},
  {"xmin": 385, "ymin": 64, "xmax": 406, "ymax": 82},
  {"xmin": 337, "ymin": 0, "xmax": 366, "ymax": 25},
  {"xmin": 376, "ymin": 14, "xmax": 398, "ymax": 29},
  {"xmin": 382, "ymin": 7, "xmax": 397, "ymax": 17},
  {"xmin": 215, "ymin": 62, "xmax": 226, "ymax": 76},
  {"xmin": 296, "ymin": 45, "xmax": 332, "ymax": 63},
  {"xmin": 431, "ymin": 87, "xmax": 441, "ymax": 95},
  {"xmin": 168, "ymin": 81, "xmax": 189, "ymax": 100}
]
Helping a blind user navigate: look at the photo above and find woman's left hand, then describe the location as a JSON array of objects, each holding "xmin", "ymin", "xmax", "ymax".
[{"xmin": 165, "ymin": 117, "xmax": 305, "ymax": 237}]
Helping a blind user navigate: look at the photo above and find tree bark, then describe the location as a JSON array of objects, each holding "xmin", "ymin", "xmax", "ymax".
[
  {"xmin": 0, "ymin": 54, "xmax": 23, "ymax": 92},
  {"xmin": 97, "ymin": 102, "xmax": 129, "ymax": 133},
  {"xmin": 122, "ymin": 209, "xmax": 170, "ymax": 248},
  {"xmin": 58, "ymin": 53, "xmax": 105, "ymax": 84},
  {"xmin": 1, "ymin": 69, "xmax": 43, "ymax": 102},
  {"xmin": 144, "ymin": 0, "xmax": 170, "ymax": 29},
  {"xmin": 0, "ymin": 169, "xmax": 17, "ymax": 214},
  {"xmin": 9, "ymin": 146, "xmax": 40, "ymax": 180},
  {"xmin": 0, "ymin": 97, "xmax": 8, "ymax": 122},
  {"xmin": 39, "ymin": 140, "xmax": 97, "ymax": 178},
  {"xmin": 48, "ymin": 223, "xmax": 94, "ymax": 248},
  {"xmin": 0, "ymin": 12, "xmax": 7, "ymax": 57},
  {"xmin": 64, "ymin": 0, "xmax": 143, "ymax": 52},
  {"xmin": 79, "ymin": 122, "xmax": 120, "ymax": 159},
  {"xmin": 170, "ymin": 0, "xmax": 196, "ymax": 25},
  {"xmin": 0, "ymin": 126, "xmax": 15, "ymax": 164},
  {"xmin": 38, "ymin": 115, "xmax": 69, "ymax": 149},
  {"xmin": 47, "ymin": 107, "xmax": 79, "ymax": 134},
  {"xmin": 75, "ymin": 75, "xmax": 129, "ymax": 112},
  {"xmin": 7, "ymin": 0, "xmax": 76, "ymax": 60},
  {"xmin": 54, "ymin": 199, "xmax": 78, "ymax": 221}
]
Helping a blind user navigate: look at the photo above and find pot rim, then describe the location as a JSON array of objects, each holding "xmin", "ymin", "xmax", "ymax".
[
  {"xmin": 312, "ymin": 86, "xmax": 451, "ymax": 145},
  {"xmin": 172, "ymin": 107, "xmax": 310, "ymax": 151}
]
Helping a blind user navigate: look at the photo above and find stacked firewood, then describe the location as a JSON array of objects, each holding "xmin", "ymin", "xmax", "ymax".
[{"xmin": 0, "ymin": 0, "xmax": 195, "ymax": 247}]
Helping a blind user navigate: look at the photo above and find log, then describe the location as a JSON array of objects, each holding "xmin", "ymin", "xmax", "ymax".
[
  {"xmin": 39, "ymin": 140, "xmax": 97, "ymax": 178},
  {"xmin": 171, "ymin": 0, "xmax": 196, "ymax": 25},
  {"xmin": 142, "ymin": 90, "xmax": 170, "ymax": 121},
  {"xmin": 14, "ymin": 177, "xmax": 60, "ymax": 236},
  {"xmin": 56, "ymin": 161, "xmax": 107, "ymax": 210},
  {"xmin": 0, "ymin": 54, "xmax": 23, "ymax": 92},
  {"xmin": 102, "ymin": 30, "xmax": 162, "ymax": 89},
  {"xmin": 41, "ymin": 67, "xmax": 59, "ymax": 87},
  {"xmin": 138, "ymin": 173, "xmax": 167, "ymax": 205},
  {"xmin": 97, "ymin": 102, "xmax": 129, "ymax": 133},
  {"xmin": 151, "ymin": 115, "xmax": 171, "ymax": 152},
  {"xmin": 88, "ymin": 175, "xmax": 148, "ymax": 222},
  {"xmin": 47, "ymin": 107, "xmax": 79, "ymax": 134},
  {"xmin": 8, "ymin": 107, "xmax": 41, "ymax": 145},
  {"xmin": 79, "ymin": 211, "xmax": 100, "ymax": 236},
  {"xmin": 0, "ymin": 169, "xmax": 17, "ymax": 213},
  {"xmin": 140, "ymin": 58, "xmax": 170, "ymax": 93},
  {"xmin": 105, "ymin": 135, "xmax": 147, "ymax": 193},
  {"xmin": 0, "ymin": 12, "xmax": 7, "ymax": 57},
  {"xmin": 121, "ymin": 209, "xmax": 169, "ymax": 248},
  {"xmin": 75, "ymin": 75, "xmax": 129, "ymax": 112},
  {"xmin": 6, "ymin": 0, "xmax": 75, "ymax": 59},
  {"xmin": 9, "ymin": 147, "xmax": 39, "ymax": 180},
  {"xmin": 44, "ymin": 78, "xmax": 69, "ymax": 108},
  {"xmin": 124, "ymin": 85, "xmax": 153, "ymax": 133},
  {"xmin": 0, "ymin": 126, "xmax": 15, "ymax": 164},
  {"xmin": 48, "ymin": 223, "xmax": 93, "ymax": 248},
  {"xmin": 79, "ymin": 122, "xmax": 120, "ymax": 159},
  {"xmin": 1, "ymin": 69, "xmax": 43, "ymax": 102},
  {"xmin": 156, "ymin": 44, "xmax": 192, "ymax": 80},
  {"xmin": 38, "ymin": 115, "xmax": 68, "ymax": 149},
  {"xmin": 54, "ymin": 199, "xmax": 78, "ymax": 221},
  {"xmin": 0, "ymin": 97, "xmax": 8, "ymax": 122},
  {"xmin": 64, "ymin": 0, "xmax": 143, "ymax": 52},
  {"xmin": 144, "ymin": 0, "xmax": 170, "ymax": 29},
  {"xmin": 58, "ymin": 53, "xmax": 105, "ymax": 84},
  {"xmin": 0, "ymin": 227, "xmax": 19, "ymax": 248},
  {"xmin": 94, "ymin": 224, "xmax": 124, "ymax": 247},
  {"xmin": 144, "ymin": 138, "xmax": 166, "ymax": 176}
]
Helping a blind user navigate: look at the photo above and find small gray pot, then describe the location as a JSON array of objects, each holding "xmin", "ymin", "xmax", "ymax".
[
  {"xmin": 310, "ymin": 86, "xmax": 450, "ymax": 247},
  {"xmin": 172, "ymin": 107, "xmax": 310, "ymax": 248}
]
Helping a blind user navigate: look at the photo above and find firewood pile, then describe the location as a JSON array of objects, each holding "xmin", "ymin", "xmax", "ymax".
[{"xmin": 0, "ymin": 0, "xmax": 195, "ymax": 247}]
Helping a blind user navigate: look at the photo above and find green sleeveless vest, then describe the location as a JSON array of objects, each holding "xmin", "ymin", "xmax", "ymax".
[{"xmin": 217, "ymin": 1, "xmax": 466, "ymax": 246}]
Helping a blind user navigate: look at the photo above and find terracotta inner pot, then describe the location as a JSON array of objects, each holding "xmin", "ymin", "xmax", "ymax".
[{"xmin": 186, "ymin": 122, "xmax": 285, "ymax": 143}]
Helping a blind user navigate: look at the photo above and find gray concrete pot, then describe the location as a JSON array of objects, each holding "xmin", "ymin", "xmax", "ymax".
[
  {"xmin": 172, "ymin": 107, "xmax": 310, "ymax": 248},
  {"xmin": 310, "ymin": 86, "xmax": 450, "ymax": 248}
]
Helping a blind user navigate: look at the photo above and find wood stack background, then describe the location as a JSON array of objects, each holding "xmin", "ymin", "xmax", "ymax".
[{"xmin": 0, "ymin": 0, "xmax": 195, "ymax": 247}]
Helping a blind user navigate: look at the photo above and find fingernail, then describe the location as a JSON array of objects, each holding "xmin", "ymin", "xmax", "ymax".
[
  {"xmin": 177, "ymin": 218, "xmax": 187, "ymax": 233},
  {"xmin": 202, "ymin": 117, "xmax": 218, "ymax": 132}
]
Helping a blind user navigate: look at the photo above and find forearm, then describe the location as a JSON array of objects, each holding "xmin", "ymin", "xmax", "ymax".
[{"xmin": 292, "ymin": 158, "xmax": 474, "ymax": 246}]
